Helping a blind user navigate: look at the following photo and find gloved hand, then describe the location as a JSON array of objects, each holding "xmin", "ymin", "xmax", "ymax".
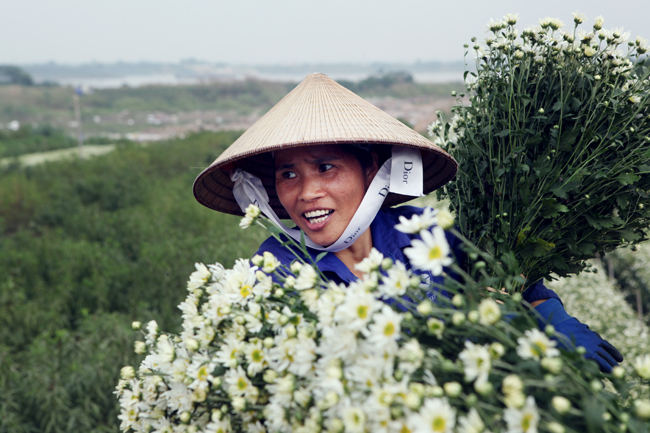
[{"xmin": 534, "ymin": 298, "xmax": 624, "ymax": 373}]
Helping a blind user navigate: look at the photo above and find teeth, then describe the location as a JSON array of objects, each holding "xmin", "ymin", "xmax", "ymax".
[
  {"xmin": 304, "ymin": 209, "xmax": 331, "ymax": 218},
  {"xmin": 310, "ymin": 215, "xmax": 329, "ymax": 224}
]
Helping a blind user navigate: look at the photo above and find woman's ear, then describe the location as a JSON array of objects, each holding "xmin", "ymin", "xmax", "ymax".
[{"xmin": 364, "ymin": 152, "xmax": 380, "ymax": 186}]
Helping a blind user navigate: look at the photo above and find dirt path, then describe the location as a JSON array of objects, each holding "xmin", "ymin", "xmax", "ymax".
[{"xmin": 0, "ymin": 144, "xmax": 116, "ymax": 168}]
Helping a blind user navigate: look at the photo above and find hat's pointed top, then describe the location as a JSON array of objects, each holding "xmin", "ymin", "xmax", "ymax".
[{"xmin": 193, "ymin": 73, "xmax": 457, "ymax": 216}]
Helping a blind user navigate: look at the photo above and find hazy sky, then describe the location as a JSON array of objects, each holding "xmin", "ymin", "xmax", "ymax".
[{"xmin": 2, "ymin": 0, "xmax": 649, "ymax": 65}]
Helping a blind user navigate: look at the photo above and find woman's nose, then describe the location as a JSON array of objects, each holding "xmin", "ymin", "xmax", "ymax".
[{"xmin": 299, "ymin": 174, "xmax": 324, "ymax": 202}]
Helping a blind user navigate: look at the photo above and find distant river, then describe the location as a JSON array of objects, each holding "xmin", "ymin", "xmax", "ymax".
[{"xmin": 47, "ymin": 71, "xmax": 463, "ymax": 89}]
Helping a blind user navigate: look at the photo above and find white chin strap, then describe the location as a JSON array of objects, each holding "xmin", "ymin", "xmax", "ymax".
[{"xmin": 230, "ymin": 146, "xmax": 423, "ymax": 252}]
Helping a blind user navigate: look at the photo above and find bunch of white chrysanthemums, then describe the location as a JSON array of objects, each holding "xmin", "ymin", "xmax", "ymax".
[{"xmin": 116, "ymin": 205, "xmax": 650, "ymax": 433}]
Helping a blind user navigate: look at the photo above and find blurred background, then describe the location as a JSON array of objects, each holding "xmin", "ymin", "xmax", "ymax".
[{"xmin": 1, "ymin": 1, "xmax": 649, "ymax": 431}]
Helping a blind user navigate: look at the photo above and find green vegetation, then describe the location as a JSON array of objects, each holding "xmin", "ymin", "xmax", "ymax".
[
  {"xmin": 0, "ymin": 66, "xmax": 34, "ymax": 86},
  {"xmin": 0, "ymin": 124, "xmax": 77, "ymax": 158},
  {"xmin": 339, "ymin": 71, "xmax": 463, "ymax": 98},
  {"xmin": 0, "ymin": 131, "xmax": 268, "ymax": 432}
]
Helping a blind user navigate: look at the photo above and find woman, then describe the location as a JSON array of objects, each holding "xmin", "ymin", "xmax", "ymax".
[{"xmin": 193, "ymin": 73, "xmax": 622, "ymax": 372}]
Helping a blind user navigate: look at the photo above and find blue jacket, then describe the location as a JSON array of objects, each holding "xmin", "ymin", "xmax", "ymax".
[{"xmin": 254, "ymin": 205, "xmax": 560, "ymax": 304}]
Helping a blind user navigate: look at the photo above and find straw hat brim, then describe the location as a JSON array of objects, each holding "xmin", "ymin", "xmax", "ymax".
[{"xmin": 193, "ymin": 73, "xmax": 458, "ymax": 218}]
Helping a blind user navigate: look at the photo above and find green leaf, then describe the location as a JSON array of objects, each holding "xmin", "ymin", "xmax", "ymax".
[
  {"xmin": 495, "ymin": 129, "xmax": 510, "ymax": 138},
  {"xmin": 552, "ymin": 100, "xmax": 564, "ymax": 111},
  {"xmin": 300, "ymin": 230, "xmax": 306, "ymax": 250},
  {"xmin": 585, "ymin": 215, "xmax": 616, "ymax": 230},
  {"xmin": 519, "ymin": 238, "xmax": 555, "ymax": 259},
  {"xmin": 315, "ymin": 252, "xmax": 328, "ymax": 263},
  {"xmin": 616, "ymin": 173, "xmax": 640, "ymax": 185},
  {"xmin": 541, "ymin": 199, "xmax": 569, "ymax": 218},
  {"xmin": 616, "ymin": 194, "xmax": 629, "ymax": 209},
  {"xmin": 516, "ymin": 163, "xmax": 530, "ymax": 174},
  {"xmin": 516, "ymin": 227, "xmax": 530, "ymax": 246},
  {"xmin": 551, "ymin": 180, "xmax": 582, "ymax": 199},
  {"xmin": 559, "ymin": 129, "xmax": 580, "ymax": 150}
]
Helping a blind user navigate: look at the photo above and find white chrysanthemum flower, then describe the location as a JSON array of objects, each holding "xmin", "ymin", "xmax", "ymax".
[
  {"xmin": 245, "ymin": 340, "xmax": 267, "ymax": 376},
  {"xmin": 187, "ymin": 262, "xmax": 211, "ymax": 291},
  {"xmin": 404, "ymin": 226, "xmax": 453, "ymax": 275},
  {"xmin": 504, "ymin": 396, "xmax": 539, "ymax": 433},
  {"xmin": 342, "ymin": 406, "xmax": 367, "ymax": 433},
  {"xmin": 517, "ymin": 328, "xmax": 560, "ymax": 360},
  {"xmin": 379, "ymin": 261, "xmax": 411, "ymax": 297},
  {"xmin": 634, "ymin": 354, "xmax": 650, "ymax": 379},
  {"xmin": 294, "ymin": 264, "xmax": 318, "ymax": 290},
  {"xmin": 268, "ymin": 335, "xmax": 298, "ymax": 372},
  {"xmin": 478, "ymin": 298, "xmax": 502, "ymax": 325},
  {"xmin": 457, "ymin": 407, "xmax": 485, "ymax": 433},
  {"xmin": 395, "ymin": 207, "xmax": 438, "ymax": 233},
  {"xmin": 262, "ymin": 251, "xmax": 281, "ymax": 273},
  {"xmin": 503, "ymin": 13, "xmax": 518, "ymax": 25},
  {"xmin": 629, "ymin": 94, "xmax": 642, "ymax": 104},
  {"xmin": 502, "ymin": 374, "xmax": 524, "ymax": 395},
  {"xmin": 572, "ymin": 11, "xmax": 586, "ymax": 25},
  {"xmin": 334, "ymin": 286, "xmax": 382, "ymax": 330},
  {"xmin": 486, "ymin": 18, "xmax": 506, "ymax": 33},
  {"xmin": 398, "ymin": 339, "xmax": 425, "ymax": 374},
  {"xmin": 583, "ymin": 46, "xmax": 597, "ymax": 57},
  {"xmin": 319, "ymin": 324, "xmax": 359, "ymax": 360},
  {"xmin": 363, "ymin": 305, "xmax": 402, "ymax": 349},
  {"xmin": 289, "ymin": 335, "xmax": 317, "ymax": 376},
  {"xmin": 145, "ymin": 320, "xmax": 159, "ymax": 345},
  {"xmin": 239, "ymin": 204, "xmax": 261, "ymax": 229},
  {"xmin": 593, "ymin": 15, "xmax": 604, "ymax": 30},
  {"xmin": 354, "ymin": 248, "xmax": 384, "ymax": 274},
  {"xmin": 224, "ymin": 366, "xmax": 255, "ymax": 399},
  {"xmin": 408, "ymin": 397, "xmax": 456, "ymax": 433},
  {"xmin": 156, "ymin": 334, "xmax": 175, "ymax": 363},
  {"xmin": 215, "ymin": 336, "xmax": 244, "ymax": 368},
  {"xmin": 459, "ymin": 341, "xmax": 491, "ymax": 385},
  {"xmin": 253, "ymin": 273, "xmax": 273, "ymax": 298},
  {"xmin": 436, "ymin": 209, "xmax": 455, "ymax": 230}
]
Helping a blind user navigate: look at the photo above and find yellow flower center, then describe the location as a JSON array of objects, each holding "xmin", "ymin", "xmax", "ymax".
[
  {"xmin": 237, "ymin": 377, "xmax": 248, "ymax": 390},
  {"xmin": 429, "ymin": 246, "xmax": 442, "ymax": 260},
  {"xmin": 384, "ymin": 322, "xmax": 395, "ymax": 336},
  {"xmin": 399, "ymin": 424, "xmax": 412, "ymax": 433},
  {"xmin": 522, "ymin": 413, "xmax": 533, "ymax": 431},
  {"xmin": 240, "ymin": 285, "xmax": 252, "ymax": 298},
  {"xmin": 432, "ymin": 416, "xmax": 446, "ymax": 432},
  {"xmin": 252, "ymin": 350, "xmax": 263, "ymax": 363},
  {"xmin": 198, "ymin": 366, "xmax": 209, "ymax": 381},
  {"xmin": 357, "ymin": 305, "xmax": 368, "ymax": 319}
]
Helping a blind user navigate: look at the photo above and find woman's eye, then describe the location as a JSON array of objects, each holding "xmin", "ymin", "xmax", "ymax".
[
  {"xmin": 319, "ymin": 163, "xmax": 334, "ymax": 172},
  {"xmin": 282, "ymin": 171, "xmax": 296, "ymax": 179}
]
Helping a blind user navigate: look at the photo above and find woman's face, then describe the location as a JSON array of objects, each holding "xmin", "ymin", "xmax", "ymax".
[{"xmin": 274, "ymin": 144, "xmax": 378, "ymax": 247}]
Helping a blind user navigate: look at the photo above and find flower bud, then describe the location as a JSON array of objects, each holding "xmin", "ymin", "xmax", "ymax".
[
  {"xmin": 132, "ymin": 321, "xmax": 142, "ymax": 331},
  {"xmin": 232, "ymin": 396, "xmax": 246, "ymax": 412},
  {"xmin": 489, "ymin": 342, "xmax": 505, "ymax": 359},
  {"xmin": 552, "ymin": 396, "xmax": 571, "ymax": 414},
  {"xmin": 120, "ymin": 366, "xmax": 136, "ymax": 380},
  {"xmin": 468, "ymin": 311, "xmax": 480, "ymax": 323},
  {"xmin": 590, "ymin": 379, "xmax": 603, "ymax": 392},
  {"xmin": 545, "ymin": 324, "xmax": 555, "ymax": 336},
  {"xmin": 612, "ymin": 366, "xmax": 625, "ymax": 379},
  {"xmin": 547, "ymin": 421, "xmax": 565, "ymax": 433},
  {"xmin": 635, "ymin": 400, "xmax": 650, "ymax": 419},
  {"xmin": 185, "ymin": 338, "xmax": 199, "ymax": 352},
  {"xmin": 279, "ymin": 315, "xmax": 290, "ymax": 325},
  {"xmin": 504, "ymin": 392, "xmax": 525, "ymax": 408},
  {"xmin": 452, "ymin": 312, "xmax": 466, "ymax": 326},
  {"xmin": 180, "ymin": 411, "xmax": 191, "ymax": 423},
  {"xmin": 251, "ymin": 254, "xmax": 264, "ymax": 267},
  {"xmin": 274, "ymin": 289, "xmax": 284, "ymax": 297},
  {"xmin": 511, "ymin": 292, "xmax": 522, "ymax": 303},
  {"xmin": 290, "ymin": 261, "xmax": 303, "ymax": 274},
  {"xmin": 443, "ymin": 381, "xmax": 462, "ymax": 397},
  {"xmin": 538, "ymin": 108, "xmax": 545, "ymax": 114},
  {"xmin": 541, "ymin": 357, "xmax": 562, "ymax": 374},
  {"xmin": 431, "ymin": 386, "xmax": 444, "ymax": 397},
  {"xmin": 452, "ymin": 294, "xmax": 464, "ymax": 307},
  {"xmin": 404, "ymin": 392, "xmax": 422, "ymax": 410},
  {"xmin": 451, "ymin": 91, "xmax": 457, "ymax": 96},
  {"xmin": 134, "ymin": 341, "xmax": 147, "ymax": 354},
  {"xmin": 263, "ymin": 337, "xmax": 275, "ymax": 348},
  {"xmin": 502, "ymin": 375, "xmax": 524, "ymax": 394},
  {"xmin": 285, "ymin": 325, "xmax": 297, "ymax": 338},
  {"xmin": 381, "ymin": 257, "xmax": 393, "ymax": 271},
  {"xmin": 263, "ymin": 369, "xmax": 278, "ymax": 383},
  {"xmin": 417, "ymin": 301, "xmax": 433, "ymax": 316},
  {"xmin": 329, "ymin": 418, "xmax": 344, "ymax": 433},
  {"xmin": 474, "ymin": 380, "xmax": 493, "ymax": 395}
]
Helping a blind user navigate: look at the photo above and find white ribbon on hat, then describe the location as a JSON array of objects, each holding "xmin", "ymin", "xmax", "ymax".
[{"xmin": 231, "ymin": 146, "xmax": 423, "ymax": 252}]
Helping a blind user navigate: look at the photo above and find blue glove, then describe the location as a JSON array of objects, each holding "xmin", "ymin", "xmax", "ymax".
[{"xmin": 534, "ymin": 298, "xmax": 624, "ymax": 373}]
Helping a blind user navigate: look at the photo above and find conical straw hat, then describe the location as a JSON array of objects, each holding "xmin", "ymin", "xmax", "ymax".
[{"xmin": 193, "ymin": 73, "xmax": 457, "ymax": 218}]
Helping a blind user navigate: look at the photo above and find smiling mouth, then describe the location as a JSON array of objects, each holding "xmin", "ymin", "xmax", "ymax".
[{"xmin": 303, "ymin": 209, "xmax": 333, "ymax": 225}]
